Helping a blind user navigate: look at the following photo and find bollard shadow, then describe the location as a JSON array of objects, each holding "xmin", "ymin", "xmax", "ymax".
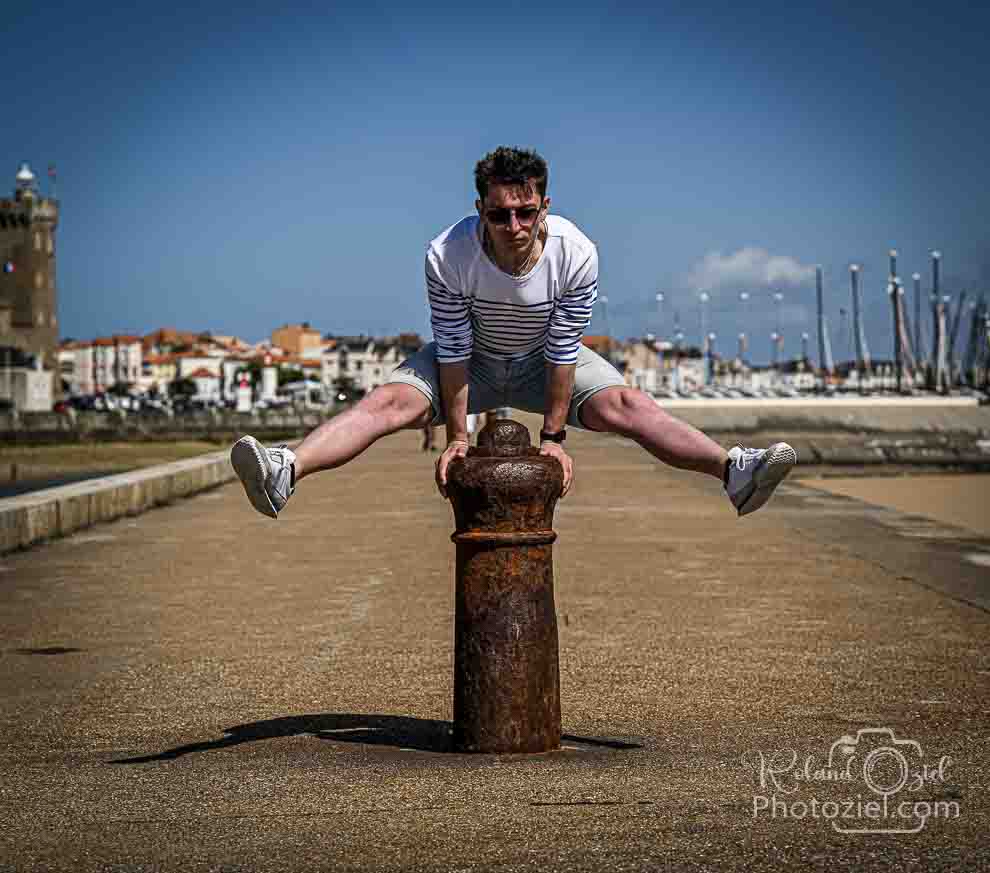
[
  {"xmin": 108, "ymin": 714, "xmax": 643, "ymax": 764},
  {"xmin": 109, "ymin": 713, "xmax": 453, "ymax": 763}
]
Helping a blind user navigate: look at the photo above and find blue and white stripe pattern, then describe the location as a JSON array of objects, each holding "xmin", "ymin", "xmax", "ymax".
[{"xmin": 426, "ymin": 215, "xmax": 598, "ymax": 366}]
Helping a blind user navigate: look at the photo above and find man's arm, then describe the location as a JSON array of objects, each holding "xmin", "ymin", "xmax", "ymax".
[
  {"xmin": 541, "ymin": 245, "xmax": 599, "ymax": 497},
  {"xmin": 543, "ymin": 362, "xmax": 575, "ymax": 435},
  {"xmin": 426, "ymin": 247, "xmax": 472, "ymax": 443},
  {"xmin": 426, "ymin": 247, "xmax": 473, "ymax": 497},
  {"xmin": 439, "ymin": 361, "xmax": 470, "ymax": 445}
]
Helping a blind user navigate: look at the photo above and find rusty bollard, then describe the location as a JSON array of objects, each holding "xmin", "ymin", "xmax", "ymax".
[{"xmin": 446, "ymin": 419, "xmax": 564, "ymax": 754}]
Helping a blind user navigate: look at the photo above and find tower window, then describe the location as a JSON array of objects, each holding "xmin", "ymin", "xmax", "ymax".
[
  {"xmin": 35, "ymin": 271, "xmax": 44, "ymax": 289},
  {"xmin": 34, "ymin": 232, "xmax": 41, "ymax": 251}
]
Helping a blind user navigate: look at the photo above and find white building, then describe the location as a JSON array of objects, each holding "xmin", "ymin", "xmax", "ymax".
[
  {"xmin": 321, "ymin": 335, "xmax": 423, "ymax": 395},
  {"xmin": 0, "ymin": 351, "xmax": 53, "ymax": 411},
  {"xmin": 58, "ymin": 341, "xmax": 95, "ymax": 396},
  {"xmin": 176, "ymin": 354, "xmax": 222, "ymax": 380},
  {"xmin": 188, "ymin": 367, "xmax": 222, "ymax": 403}
]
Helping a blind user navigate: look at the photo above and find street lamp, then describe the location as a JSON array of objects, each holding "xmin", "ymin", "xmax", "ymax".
[
  {"xmin": 600, "ymin": 295, "xmax": 612, "ymax": 361},
  {"xmin": 655, "ymin": 291, "xmax": 665, "ymax": 387},
  {"xmin": 699, "ymin": 291, "xmax": 710, "ymax": 353},
  {"xmin": 773, "ymin": 291, "xmax": 784, "ymax": 337}
]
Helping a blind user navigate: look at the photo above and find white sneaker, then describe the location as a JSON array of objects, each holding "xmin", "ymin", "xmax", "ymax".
[
  {"xmin": 725, "ymin": 442, "xmax": 796, "ymax": 516},
  {"xmin": 230, "ymin": 436, "xmax": 296, "ymax": 519}
]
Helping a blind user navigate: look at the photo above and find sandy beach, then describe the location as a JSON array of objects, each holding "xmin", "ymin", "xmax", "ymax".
[{"xmin": 802, "ymin": 473, "xmax": 990, "ymax": 537}]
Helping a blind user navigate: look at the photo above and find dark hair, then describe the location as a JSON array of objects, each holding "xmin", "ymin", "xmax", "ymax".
[{"xmin": 474, "ymin": 146, "xmax": 549, "ymax": 201}]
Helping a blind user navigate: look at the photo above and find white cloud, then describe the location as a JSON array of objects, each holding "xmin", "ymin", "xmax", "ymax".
[{"xmin": 686, "ymin": 247, "xmax": 815, "ymax": 291}]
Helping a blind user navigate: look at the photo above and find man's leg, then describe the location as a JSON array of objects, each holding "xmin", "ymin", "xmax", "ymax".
[
  {"xmin": 580, "ymin": 386, "xmax": 727, "ymax": 477},
  {"xmin": 294, "ymin": 383, "xmax": 431, "ymax": 481},
  {"xmin": 578, "ymin": 386, "xmax": 796, "ymax": 515},
  {"xmin": 231, "ymin": 383, "xmax": 432, "ymax": 518}
]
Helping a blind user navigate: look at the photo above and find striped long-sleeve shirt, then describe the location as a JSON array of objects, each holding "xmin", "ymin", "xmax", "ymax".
[{"xmin": 426, "ymin": 214, "xmax": 599, "ymax": 365}]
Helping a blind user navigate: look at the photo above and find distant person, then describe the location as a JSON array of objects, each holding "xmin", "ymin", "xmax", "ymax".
[
  {"xmin": 421, "ymin": 421, "xmax": 436, "ymax": 453},
  {"xmin": 487, "ymin": 406, "xmax": 512, "ymax": 428},
  {"xmin": 231, "ymin": 146, "xmax": 795, "ymax": 517}
]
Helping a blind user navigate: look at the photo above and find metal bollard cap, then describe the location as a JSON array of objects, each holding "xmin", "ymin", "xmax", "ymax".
[
  {"xmin": 474, "ymin": 419, "xmax": 533, "ymax": 457},
  {"xmin": 447, "ymin": 418, "xmax": 563, "ymax": 536}
]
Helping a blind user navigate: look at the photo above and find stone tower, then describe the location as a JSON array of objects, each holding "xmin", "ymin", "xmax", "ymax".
[{"xmin": 0, "ymin": 162, "xmax": 59, "ymax": 368}]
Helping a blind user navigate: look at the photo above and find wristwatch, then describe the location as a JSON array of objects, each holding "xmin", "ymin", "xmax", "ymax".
[{"xmin": 539, "ymin": 428, "xmax": 567, "ymax": 443}]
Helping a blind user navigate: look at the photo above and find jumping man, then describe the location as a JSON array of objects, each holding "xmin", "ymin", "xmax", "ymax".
[{"xmin": 230, "ymin": 146, "xmax": 796, "ymax": 517}]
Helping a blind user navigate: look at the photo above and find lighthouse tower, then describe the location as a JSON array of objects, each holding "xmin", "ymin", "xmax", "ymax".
[{"xmin": 0, "ymin": 161, "xmax": 60, "ymax": 369}]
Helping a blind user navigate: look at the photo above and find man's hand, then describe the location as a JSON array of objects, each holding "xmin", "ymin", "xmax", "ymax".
[
  {"xmin": 435, "ymin": 440, "xmax": 470, "ymax": 499},
  {"xmin": 539, "ymin": 441, "xmax": 574, "ymax": 497}
]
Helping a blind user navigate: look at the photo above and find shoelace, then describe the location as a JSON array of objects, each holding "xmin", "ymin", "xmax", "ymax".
[
  {"xmin": 269, "ymin": 444, "xmax": 291, "ymax": 466},
  {"xmin": 734, "ymin": 447, "xmax": 764, "ymax": 471}
]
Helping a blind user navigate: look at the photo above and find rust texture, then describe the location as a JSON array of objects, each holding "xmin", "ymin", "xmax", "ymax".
[{"xmin": 446, "ymin": 420, "xmax": 564, "ymax": 753}]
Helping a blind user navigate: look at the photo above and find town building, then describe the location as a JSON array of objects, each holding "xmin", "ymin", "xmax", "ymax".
[
  {"xmin": 321, "ymin": 334, "xmax": 423, "ymax": 395},
  {"xmin": 272, "ymin": 322, "xmax": 323, "ymax": 356}
]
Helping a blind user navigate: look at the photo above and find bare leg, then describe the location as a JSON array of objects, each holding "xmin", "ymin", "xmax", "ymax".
[
  {"xmin": 293, "ymin": 383, "xmax": 432, "ymax": 481},
  {"xmin": 580, "ymin": 387, "xmax": 728, "ymax": 479}
]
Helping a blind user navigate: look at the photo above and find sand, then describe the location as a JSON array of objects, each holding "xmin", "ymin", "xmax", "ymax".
[{"xmin": 802, "ymin": 473, "xmax": 990, "ymax": 537}]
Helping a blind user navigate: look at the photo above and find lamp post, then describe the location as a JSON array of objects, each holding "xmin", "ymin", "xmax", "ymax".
[
  {"xmin": 699, "ymin": 291, "xmax": 710, "ymax": 355},
  {"xmin": 773, "ymin": 291, "xmax": 784, "ymax": 337},
  {"xmin": 600, "ymin": 295, "xmax": 612, "ymax": 363},
  {"xmin": 655, "ymin": 292, "xmax": 665, "ymax": 388}
]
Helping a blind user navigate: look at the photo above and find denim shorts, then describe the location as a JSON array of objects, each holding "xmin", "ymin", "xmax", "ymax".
[{"xmin": 386, "ymin": 341, "xmax": 626, "ymax": 429}]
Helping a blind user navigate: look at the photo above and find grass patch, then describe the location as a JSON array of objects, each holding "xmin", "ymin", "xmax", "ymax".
[{"xmin": 0, "ymin": 441, "xmax": 222, "ymax": 477}]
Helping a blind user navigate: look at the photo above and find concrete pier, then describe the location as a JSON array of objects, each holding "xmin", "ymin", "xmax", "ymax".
[{"xmin": 0, "ymin": 418, "xmax": 986, "ymax": 871}]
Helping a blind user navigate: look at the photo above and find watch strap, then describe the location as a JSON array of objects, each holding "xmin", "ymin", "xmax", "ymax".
[{"xmin": 540, "ymin": 429, "xmax": 566, "ymax": 443}]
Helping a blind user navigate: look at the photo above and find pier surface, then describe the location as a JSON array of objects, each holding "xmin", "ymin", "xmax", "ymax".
[{"xmin": 1, "ymin": 421, "xmax": 987, "ymax": 871}]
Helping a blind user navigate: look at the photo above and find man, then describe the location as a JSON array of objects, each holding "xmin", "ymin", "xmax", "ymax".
[{"xmin": 231, "ymin": 146, "xmax": 795, "ymax": 518}]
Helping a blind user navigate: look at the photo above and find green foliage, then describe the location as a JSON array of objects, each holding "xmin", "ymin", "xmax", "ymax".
[
  {"xmin": 278, "ymin": 368, "xmax": 305, "ymax": 386},
  {"xmin": 169, "ymin": 377, "xmax": 197, "ymax": 397}
]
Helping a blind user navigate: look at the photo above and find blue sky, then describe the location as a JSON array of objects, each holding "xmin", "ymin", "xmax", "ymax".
[{"xmin": 4, "ymin": 0, "xmax": 988, "ymax": 364}]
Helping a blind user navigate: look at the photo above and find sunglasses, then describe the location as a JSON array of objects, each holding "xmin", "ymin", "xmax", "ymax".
[{"xmin": 484, "ymin": 205, "xmax": 542, "ymax": 226}]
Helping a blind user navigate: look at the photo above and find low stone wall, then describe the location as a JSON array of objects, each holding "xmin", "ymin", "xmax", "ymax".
[
  {"xmin": 2, "ymin": 401, "xmax": 987, "ymax": 444},
  {"xmin": 0, "ymin": 451, "xmax": 235, "ymax": 555},
  {"xmin": 656, "ymin": 400, "xmax": 990, "ymax": 436},
  {"xmin": 0, "ymin": 409, "xmax": 329, "ymax": 444}
]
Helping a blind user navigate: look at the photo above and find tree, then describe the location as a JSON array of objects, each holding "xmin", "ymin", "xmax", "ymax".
[
  {"xmin": 278, "ymin": 367, "xmax": 305, "ymax": 386},
  {"xmin": 168, "ymin": 377, "xmax": 197, "ymax": 397},
  {"xmin": 107, "ymin": 381, "xmax": 135, "ymax": 397}
]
